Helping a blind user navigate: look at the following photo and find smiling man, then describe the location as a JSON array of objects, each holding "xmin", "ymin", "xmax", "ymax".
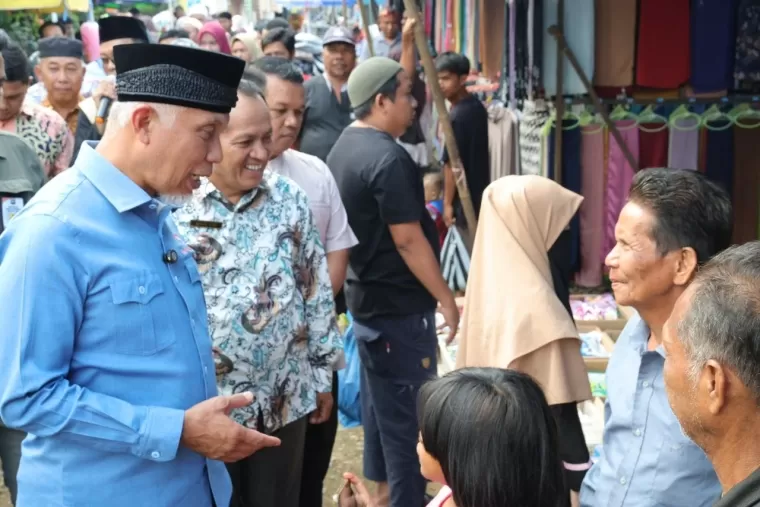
[
  {"xmin": 174, "ymin": 76, "xmax": 342, "ymax": 507},
  {"xmin": 252, "ymin": 56, "xmax": 357, "ymax": 507},
  {"xmin": 580, "ymin": 168, "xmax": 732, "ymax": 507}
]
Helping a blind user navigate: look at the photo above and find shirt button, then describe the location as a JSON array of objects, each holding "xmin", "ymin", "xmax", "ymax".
[
  {"xmin": 619, "ymin": 476, "xmax": 627, "ymax": 485},
  {"xmin": 174, "ymin": 276, "xmax": 179, "ymax": 283},
  {"xmin": 204, "ymin": 366, "xmax": 209, "ymax": 374},
  {"xmin": 138, "ymin": 286, "xmax": 146, "ymax": 295},
  {"xmin": 633, "ymin": 428, "xmax": 642, "ymax": 437},
  {"xmin": 151, "ymin": 451, "xmax": 161, "ymax": 459},
  {"xmin": 149, "ymin": 203, "xmax": 157, "ymax": 209},
  {"xmin": 642, "ymin": 381, "xmax": 650, "ymax": 388}
]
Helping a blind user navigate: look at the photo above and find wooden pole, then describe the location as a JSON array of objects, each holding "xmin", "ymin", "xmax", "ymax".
[
  {"xmin": 552, "ymin": 0, "xmax": 564, "ymax": 184},
  {"xmin": 358, "ymin": 0, "xmax": 375, "ymax": 57},
  {"xmin": 401, "ymin": 0, "xmax": 478, "ymax": 233},
  {"xmin": 342, "ymin": 0, "xmax": 348, "ymax": 24},
  {"xmin": 547, "ymin": 25, "xmax": 639, "ymax": 173}
]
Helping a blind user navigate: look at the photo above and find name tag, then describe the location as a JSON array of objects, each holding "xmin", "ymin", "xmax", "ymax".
[
  {"xmin": 1, "ymin": 197, "xmax": 24, "ymax": 228},
  {"xmin": 190, "ymin": 219, "xmax": 223, "ymax": 229}
]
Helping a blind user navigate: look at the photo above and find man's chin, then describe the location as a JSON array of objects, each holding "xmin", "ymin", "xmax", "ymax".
[{"xmin": 158, "ymin": 194, "xmax": 194, "ymax": 208}]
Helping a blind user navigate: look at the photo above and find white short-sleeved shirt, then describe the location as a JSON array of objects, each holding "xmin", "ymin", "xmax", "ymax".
[{"xmin": 269, "ymin": 149, "xmax": 358, "ymax": 253}]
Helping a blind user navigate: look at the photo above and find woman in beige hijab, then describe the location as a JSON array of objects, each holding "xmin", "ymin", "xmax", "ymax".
[
  {"xmin": 231, "ymin": 33, "xmax": 263, "ymax": 63},
  {"xmin": 456, "ymin": 175, "xmax": 591, "ymax": 504}
]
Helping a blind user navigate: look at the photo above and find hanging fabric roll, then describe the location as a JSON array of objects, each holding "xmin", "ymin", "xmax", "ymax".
[
  {"xmin": 636, "ymin": 0, "xmax": 690, "ymax": 89},
  {"xmin": 593, "ymin": 0, "xmax": 637, "ymax": 88},
  {"xmin": 668, "ymin": 115, "xmax": 700, "ymax": 171},
  {"xmin": 603, "ymin": 120, "xmax": 639, "ymax": 261},
  {"xmin": 703, "ymin": 118, "xmax": 735, "ymax": 200},
  {"xmin": 691, "ymin": 0, "xmax": 737, "ymax": 94},
  {"xmin": 548, "ymin": 120, "xmax": 583, "ymax": 271},
  {"xmin": 638, "ymin": 124, "xmax": 669, "ymax": 170},
  {"xmin": 542, "ymin": 0, "xmax": 595, "ymax": 97},
  {"xmin": 576, "ymin": 124, "xmax": 605, "ymax": 287},
  {"xmin": 732, "ymin": 123, "xmax": 760, "ymax": 244},
  {"xmin": 488, "ymin": 104, "xmax": 518, "ymax": 181},
  {"xmin": 734, "ymin": 0, "xmax": 760, "ymax": 92}
]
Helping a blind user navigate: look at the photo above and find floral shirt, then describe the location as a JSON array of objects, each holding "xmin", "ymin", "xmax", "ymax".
[
  {"xmin": 0, "ymin": 101, "xmax": 74, "ymax": 178},
  {"xmin": 174, "ymin": 172, "xmax": 342, "ymax": 433}
]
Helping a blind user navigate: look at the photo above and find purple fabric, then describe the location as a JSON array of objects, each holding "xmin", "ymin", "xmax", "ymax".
[
  {"xmin": 668, "ymin": 117, "xmax": 700, "ymax": 171},
  {"xmin": 603, "ymin": 120, "xmax": 639, "ymax": 262},
  {"xmin": 576, "ymin": 126, "xmax": 605, "ymax": 287}
]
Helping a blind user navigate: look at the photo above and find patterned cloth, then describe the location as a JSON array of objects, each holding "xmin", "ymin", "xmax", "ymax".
[
  {"xmin": 0, "ymin": 101, "xmax": 74, "ymax": 177},
  {"xmin": 174, "ymin": 172, "xmax": 342, "ymax": 433},
  {"xmin": 41, "ymin": 97, "xmax": 84, "ymax": 137}
]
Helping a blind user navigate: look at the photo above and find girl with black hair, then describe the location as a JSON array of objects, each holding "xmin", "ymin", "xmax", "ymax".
[{"xmin": 339, "ymin": 368, "xmax": 568, "ymax": 507}]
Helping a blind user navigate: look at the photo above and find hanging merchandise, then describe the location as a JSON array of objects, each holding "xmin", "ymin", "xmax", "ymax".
[
  {"xmin": 703, "ymin": 111, "xmax": 735, "ymax": 200},
  {"xmin": 734, "ymin": 0, "xmax": 760, "ymax": 92},
  {"xmin": 636, "ymin": 0, "xmax": 690, "ymax": 89},
  {"xmin": 488, "ymin": 102, "xmax": 520, "ymax": 181},
  {"xmin": 441, "ymin": 226, "xmax": 470, "ymax": 292},
  {"xmin": 691, "ymin": 0, "xmax": 737, "ymax": 94},
  {"xmin": 637, "ymin": 106, "xmax": 670, "ymax": 170},
  {"xmin": 541, "ymin": 0, "xmax": 594, "ymax": 97},
  {"xmin": 731, "ymin": 106, "xmax": 760, "ymax": 243},
  {"xmin": 603, "ymin": 117, "xmax": 639, "ymax": 261},
  {"xmin": 593, "ymin": 0, "xmax": 637, "ymax": 88},
  {"xmin": 519, "ymin": 100, "xmax": 551, "ymax": 175},
  {"xmin": 668, "ymin": 106, "xmax": 701, "ymax": 171},
  {"xmin": 577, "ymin": 121, "xmax": 605, "ymax": 288}
]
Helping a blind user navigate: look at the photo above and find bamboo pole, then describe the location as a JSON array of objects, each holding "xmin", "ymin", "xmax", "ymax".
[
  {"xmin": 358, "ymin": 0, "xmax": 374, "ymax": 57},
  {"xmin": 400, "ymin": 0, "xmax": 478, "ymax": 234}
]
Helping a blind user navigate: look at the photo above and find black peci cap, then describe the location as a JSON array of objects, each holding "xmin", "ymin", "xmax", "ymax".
[
  {"xmin": 38, "ymin": 37, "xmax": 83, "ymax": 59},
  {"xmin": 113, "ymin": 43, "xmax": 246, "ymax": 113},
  {"xmin": 98, "ymin": 16, "xmax": 150, "ymax": 44}
]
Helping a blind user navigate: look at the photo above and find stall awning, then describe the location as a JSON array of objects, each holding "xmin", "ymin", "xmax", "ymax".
[{"xmin": 0, "ymin": 0, "xmax": 89, "ymax": 12}]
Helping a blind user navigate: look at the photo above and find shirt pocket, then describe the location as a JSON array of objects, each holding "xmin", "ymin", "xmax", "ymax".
[{"xmin": 108, "ymin": 273, "xmax": 177, "ymax": 356}]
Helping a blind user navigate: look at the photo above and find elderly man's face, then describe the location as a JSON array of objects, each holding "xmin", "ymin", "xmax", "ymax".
[
  {"xmin": 213, "ymin": 92, "xmax": 273, "ymax": 199},
  {"xmin": 140, "ymin": 105, "xmax": 228, "ymax": 196},
  {"xmin": 36, "ymin": 57, "xmax": 85, "ymax": 104},
  {"xmin": 605, "ymin": 201, "xmax": 683, "ymax": 309},
  {"xmin": 264, "ymin": 74, "xmax": 305, "ymax": 159},
  {"xmin": 663, "ymin": 286, "xmax": 706, "ymax": 443}
]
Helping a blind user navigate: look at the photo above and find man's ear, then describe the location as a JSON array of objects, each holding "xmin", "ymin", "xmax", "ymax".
[
  {"xmin": 34, "ymin": 64, "xmax": 43, "ymax": 83},
  {"xmin": 673, "ymin": 246, "xmax": 699, "ymax": 287},
  {"xmin": 131, "ymin": 105, "xmax": 156, "ymax": 144}
]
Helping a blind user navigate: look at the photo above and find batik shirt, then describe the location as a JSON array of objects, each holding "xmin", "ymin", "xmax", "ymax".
[
  {"xmin": 0, "ymin": 101, "xmax": 74, "ymax": 177},
  {"xmin": 174, "ymin": 172, "xmax": 342, "ymax": 433}
]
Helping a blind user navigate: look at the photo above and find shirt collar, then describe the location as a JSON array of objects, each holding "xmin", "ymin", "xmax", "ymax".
[
  {"xmin": 197, "ymin": 172, "xmax": 272, "ymax": 210},
  {"xmin": 75, "ymin": 142, "xmax": 153, "ymax": 213},
  {"xmin": 627, "ymin": 314, "xmax": 666, "ymax": 358},
  {"xmin": 325, "ymin": 77, "xmax": 348, "ymax": 93}
]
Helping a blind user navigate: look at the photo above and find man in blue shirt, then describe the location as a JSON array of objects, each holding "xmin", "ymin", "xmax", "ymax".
[
  {"xmin": 0, "ymin": 43, "xmax": 279, "ymax": 507},
  {"xmin": 580, "ymin": 168, "xmax": 732, "ymax": 507}
]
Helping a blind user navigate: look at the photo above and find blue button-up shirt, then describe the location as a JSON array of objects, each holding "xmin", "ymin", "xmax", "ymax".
[
  {"xmin": 580, "ymin": 313, "xmax": 720, "ymax": 507},
  {"xmin": 0, "ymin": 143, "xmax": 231, "ymax": 507}
]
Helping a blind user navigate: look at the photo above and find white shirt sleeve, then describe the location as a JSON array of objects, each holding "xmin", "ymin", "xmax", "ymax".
[{"xmin": 323, "ymin": 164, "xmax": 358, "ymax": 253}]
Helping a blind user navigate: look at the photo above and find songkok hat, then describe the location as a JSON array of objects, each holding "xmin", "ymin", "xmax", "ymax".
[
  {"xmin": 113, "ymin": 43, "xmax": 245, "ymax": 113},
  {"xmin": 347, "ymin": 56, "xmax": 402, "ymax": 109},
  {"xmin": 98, "ymin": 16, "xmax": 150, "ymax": 44},
  {"xmin": 323, "ymin": 26, "xmax": 354, "ymax": 46},
  {"xmin": 38, "ymin": 37, "xmax": 84, "ymax": 59}
]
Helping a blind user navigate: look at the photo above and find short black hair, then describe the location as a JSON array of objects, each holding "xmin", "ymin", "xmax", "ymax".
[
  {"xmin": 265, "ymin": 18, "xmax": 290, "ymax": 31},
  {"xmin": 1, "ymin": 44, "xmax": 30, "ymax": 83},
  {"xmin": 252, "ymin": 56, "xmax": 304, "ymax": 84},
  {"xmin": 238, "ymin": 77, "xmax": 267, "ymax": 103},
  {"xmin": 418, "ymin": 368, "xmax": 566, "ymax": 507},
  {"xmin": 129, "ymin": 7, "xmax": 140, "ymax": 16},
  {"xmin": 242, "ymin": 66, "xmax": 268, "ymax": 91},
  {"xmin": 159, "ymin": 29, "xmax": 190, "ymax": 42},
  {"xmin": 261, "ymin": 27, "xmax": 296, "ymax": 55},
  {"xmin": 628, "ymin": 168, "xmax": 733, "ymax": 264},
  {"xmin": 217, "ymin": 11, "xmax": 232, "ymax": 20},
  {"xmin": 352, "ymin": 74, "xmax": 400, "ymax": 120},
  {"xmin": 38, "ymin": 21, "xmax": 64, "ymax": 39},
  {"xmin": 435, "ymin": 51, "xmax": 470, "ymax": 76}
]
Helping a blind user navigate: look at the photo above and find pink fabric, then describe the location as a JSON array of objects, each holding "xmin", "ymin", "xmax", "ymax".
[
  {"xmin": 198, "ymin": 21, "xmax": 232, "ymax": 54},
  {"xmin": 79, "ymin": 21, "xmax": 100, "ymax": 63},
  {"xmin": 603, "ymin": 120, "xmax": 639, "ymax": 261},
  {"xmin": 426, "ymin": 486, "xmax": 453, "ymax": 507},
  {"xmin": 576, "ymin": 126, "xmax": 605, "ymax": 287}
]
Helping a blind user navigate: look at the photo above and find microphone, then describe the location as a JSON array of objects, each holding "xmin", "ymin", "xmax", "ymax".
[
  {"xmin": 95, "ymin": 96, "xmax": 112, "ymax": 126},
  {"xmin": 163, "ymin": 250, "xmax": 178, "ymax": 264}
]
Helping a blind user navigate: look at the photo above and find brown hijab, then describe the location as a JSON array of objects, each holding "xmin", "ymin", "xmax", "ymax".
[
  {"xmin": 456, "ymin": 175, "xmax": 591, "ymax": 405},
  {"xmin": 231, "ymin": 33, "xmax": 263, "ymax": 62}
]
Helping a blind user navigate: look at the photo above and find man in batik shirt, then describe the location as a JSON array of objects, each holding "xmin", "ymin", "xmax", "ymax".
[
  {"xmin": 0, "ymin": 42, "xmax": 73, "ymax": 177},
  {"xmin": 174, "ymin": 76, "xmax": 341, "ymax": 507}
]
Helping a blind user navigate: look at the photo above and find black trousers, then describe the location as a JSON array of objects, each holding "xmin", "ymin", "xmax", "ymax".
[{"xmin": 299, "ymin": 371, "xmax": 339, "ymax": 507}]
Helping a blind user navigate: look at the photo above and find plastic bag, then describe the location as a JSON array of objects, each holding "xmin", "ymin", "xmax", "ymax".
[{"xmin": 338, "ymin": 313, "xmax": 362, "ymax": 428}]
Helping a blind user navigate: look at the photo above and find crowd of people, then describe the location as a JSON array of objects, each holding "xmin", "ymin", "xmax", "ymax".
[{"xmin": 1, "ymin": 5, "xmax": 760, "ymax": 507}]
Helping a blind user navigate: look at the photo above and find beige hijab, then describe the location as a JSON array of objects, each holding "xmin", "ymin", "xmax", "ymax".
[
  {"xmin": 456, "ymin": 175, "xmax": 591, "ymax": 405},
  {"xmin": 231, "ymin": 33, "xmax": 263, "ymax": 62}
]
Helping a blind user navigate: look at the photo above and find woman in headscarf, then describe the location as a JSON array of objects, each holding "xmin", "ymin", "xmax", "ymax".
[
  {"xmin": 175, "ymin": 16, "xmax": 203, "ymax": 42},
  {"xmin": 456, "ymin": 175, "xmax": 591, "ymax": 507},
  {"xmin": 198, "ymin": 21, "xmax": 232, "ymax": 54},
  {"xmin": 230, "ymin": 33, "xmax": 263, "ymax": 63}
]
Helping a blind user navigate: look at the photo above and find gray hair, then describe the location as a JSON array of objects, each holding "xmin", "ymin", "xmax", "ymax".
[
  {"xmin": 103, "ymin": 101, "xmax": 179, "ymax": 139},
  {"xmin": 678, "ymin": 241, "xmax": 760, "ymax": 400}
]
